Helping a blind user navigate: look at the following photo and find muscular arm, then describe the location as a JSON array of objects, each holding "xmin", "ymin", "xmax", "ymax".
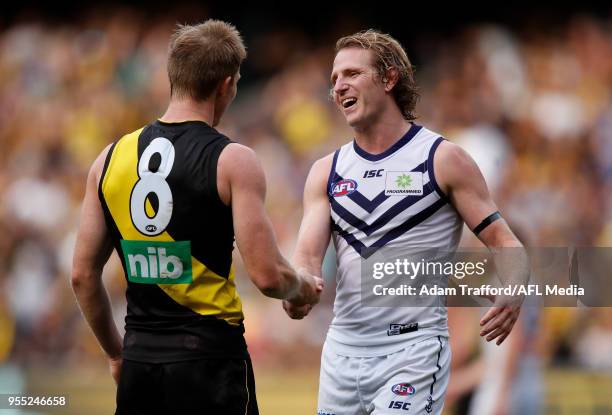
[
  {"xmin": 435, "ymin": 141, "xmax": 528, "ymax": 345},
  {"xmin": 292, "ymin": 155, "xmax": 333, "ymax": 275},
  {"xmin": 71, "ymin": 144, "xmax": 123, "ymax": 382},
  {"xmin": 217, "ymin": 143, "xmax": 320, "ymax": 304},
  {"xmin": 284, "ymin": 155, "xmax": 333, "ymax": 319}
]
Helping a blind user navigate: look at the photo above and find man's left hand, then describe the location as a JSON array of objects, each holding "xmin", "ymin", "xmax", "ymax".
[{"xmin": 479, "ymin": 296, "xmax": 521, "ymax": 345}]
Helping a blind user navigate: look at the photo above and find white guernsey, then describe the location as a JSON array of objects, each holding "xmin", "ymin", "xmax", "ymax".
[{"xmin": 327, "ymin": 124, "xmax": 463, "ymax": 355}]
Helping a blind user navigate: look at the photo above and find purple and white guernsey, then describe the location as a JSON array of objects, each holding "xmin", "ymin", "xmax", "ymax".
[{"xmin": 326, "ymin": 123, "xmax": 463, "ymax": 356}]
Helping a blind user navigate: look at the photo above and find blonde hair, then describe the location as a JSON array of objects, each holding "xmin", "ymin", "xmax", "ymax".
[
  {"xmin": 167, "ymin": 20, "xmax": 247, "ymax": 101},
  {"xmin": 336, "ymin": 29, "xmax": 419, "ymax": 120}
]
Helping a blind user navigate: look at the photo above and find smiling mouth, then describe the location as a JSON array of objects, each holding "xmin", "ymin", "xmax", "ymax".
[{"xmin": 342, "ymin": 97, "xmax": 357, "ymax": 109}]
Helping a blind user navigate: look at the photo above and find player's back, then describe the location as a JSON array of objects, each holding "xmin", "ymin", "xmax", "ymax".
[
  {"xmin": 99, "ymin": 120, "xmax": 246, "ymax": 363},
  {"xmin": 327, "ymin": 123, "xmax": 463, "ymax": 356}
]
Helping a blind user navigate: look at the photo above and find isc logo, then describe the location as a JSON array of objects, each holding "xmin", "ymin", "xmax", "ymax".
[
  {"xmin": 388, "ymin": 401, "xmax": 411, "ymax": 411},
  {"xmin": 363, "ymin": 169, "xmax": 384, "ymax": 178},
  {"xmin": 331, "ymin": 179, "xmax": 357, "ymax": 197},
  {"xmin": 120, "ymin": 240, "xmax": 193, "ymax": 284}
]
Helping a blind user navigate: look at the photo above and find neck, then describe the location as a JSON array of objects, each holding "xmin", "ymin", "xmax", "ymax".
[
  {"xmin": 353, "ymin": 105, "xmax": 411, "ymax": 154},
  {"xmin": 159, "ymin": 96, "xmax": 216, "ymax": 125}
]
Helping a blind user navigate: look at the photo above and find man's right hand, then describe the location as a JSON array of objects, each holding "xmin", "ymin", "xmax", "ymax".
[
  {"xmin": 288, "ymin": 270, "xmax": 324, "ymax": 306},
  {"xmin": 283, "ymin": 271, "xmax": 323, "ymax": 319}
]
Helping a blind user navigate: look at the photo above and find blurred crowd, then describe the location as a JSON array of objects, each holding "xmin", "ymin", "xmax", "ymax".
[{"xmin": 0, "ymin": 7, "xmax": 611, "ymax": 412}]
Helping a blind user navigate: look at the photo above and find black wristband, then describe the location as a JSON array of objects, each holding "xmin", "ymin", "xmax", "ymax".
[{"xmin": 473, "ymin": 211, "xmax": 501, "ymax": 236}]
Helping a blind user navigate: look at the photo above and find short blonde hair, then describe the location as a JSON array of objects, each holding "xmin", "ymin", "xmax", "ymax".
[
  {"xmin": 336, "ymin": 30, "xmax": 419, "ymax": 121},
  {"xmin": 167, "ymin": 20, "xmax": 247, "ymax": 101}
]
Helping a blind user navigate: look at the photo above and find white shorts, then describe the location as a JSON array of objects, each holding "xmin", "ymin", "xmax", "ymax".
[{"xmin": 317, "ymin": 336, "xmax": 450, "ymax": 415}]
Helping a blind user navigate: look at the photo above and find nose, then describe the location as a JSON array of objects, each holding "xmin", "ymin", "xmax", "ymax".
[
  {"xmin": 332, "ymin": 79, "xmax": 349, "ymax": 101},
  {"xmin": 333, "ymin": 78, "xmax": 349, "ymax": 95}
]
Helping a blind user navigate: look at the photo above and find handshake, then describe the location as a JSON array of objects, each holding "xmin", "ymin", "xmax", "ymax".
[{"xmin": 283, "ymin": 268, "xmax": 324, "ymax": 320}]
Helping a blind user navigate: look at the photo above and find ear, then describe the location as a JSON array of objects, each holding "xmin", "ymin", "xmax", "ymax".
[
  {"xmin": 217, "ymin": 75, "xmax": 234, "ymax": 97},
  {"xmin": 382, "ymin": 68, "xmax": 399, "ymax": 92}
]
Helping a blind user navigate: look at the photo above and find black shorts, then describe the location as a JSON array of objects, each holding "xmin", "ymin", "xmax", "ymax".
[{"xmin": 115, "ymin": 357, "xmax": 259, "ymax": 415}]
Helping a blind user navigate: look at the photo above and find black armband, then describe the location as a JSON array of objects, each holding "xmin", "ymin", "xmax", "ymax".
[{"xmin": 473, "ymin": 211, "xmax": 501, "ymax": 236}]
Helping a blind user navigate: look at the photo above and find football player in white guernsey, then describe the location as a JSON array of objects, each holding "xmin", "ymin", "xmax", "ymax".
[{"xmin": 284, "ymin": 30, "xmax": 529, "ymax": 415}]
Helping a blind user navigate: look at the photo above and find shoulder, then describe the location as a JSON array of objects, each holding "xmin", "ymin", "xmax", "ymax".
[
  {"xmin": 216, "ymin": 143, "xmax": 266, "ymax": 205},
  {"xmin": 218, "ymin": 143, "xmax": 261, "ymax": 170},
  {"xmin": 301, "ymin": 152, "xmax": 336, "ymax": 198},
  {"xmin": 435, "ymin": 140, "xmax": 479, "ymax": 173},
  {"xmin": 217, "ymin": 143, "xmax": 266, "ymax": 192},
  {"xmin": 434, "ymin": 139, "xmax": 485, "ymax": 192},
  {"xmin": 435, "ymin": 140, "xmax": 473, "ymax": 166},
  {"xmin": 308, "ymin": 152, "xmax": 336, "ymax": 182},
  {"xmin": 313, "ymin": 152, "xmax": 335, "ymax": 173}
]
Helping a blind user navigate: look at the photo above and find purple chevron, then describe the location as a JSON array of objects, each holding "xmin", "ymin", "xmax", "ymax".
[
  {"xmin": 331, "ymin": 184, "xmax": 435, "ymax": 236},
  {"xmin": 333, "ymin": 198, "xmax": 447, "ymax": 259}
]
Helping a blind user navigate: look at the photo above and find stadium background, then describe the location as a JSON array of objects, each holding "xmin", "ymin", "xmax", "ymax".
[{"xmin": 0, "ymin": 2, "xmax": 611, "ymax": 414}]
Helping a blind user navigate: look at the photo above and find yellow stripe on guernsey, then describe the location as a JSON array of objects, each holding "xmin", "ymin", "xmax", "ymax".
[{"xmin": 101, "ymin": 128, "xmax": 244, "ymax": 326}]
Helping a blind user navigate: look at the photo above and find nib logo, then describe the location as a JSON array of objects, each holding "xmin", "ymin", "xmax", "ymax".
[{"xmin": 121, "ymin": 240, "xmax": 192, "ymax": 284}]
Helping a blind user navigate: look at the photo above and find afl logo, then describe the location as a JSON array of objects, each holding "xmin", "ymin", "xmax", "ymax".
[
  {"xmin": 391, "ymin": 383, "xmax": 416, "ymax": 396},
  {"xmin": 145, "ymin": 225, "xmax": 158, "ymax": 233},
  {"xmin": 331, "ymin": 179, "xmax": 357, "ymax": 197}
]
